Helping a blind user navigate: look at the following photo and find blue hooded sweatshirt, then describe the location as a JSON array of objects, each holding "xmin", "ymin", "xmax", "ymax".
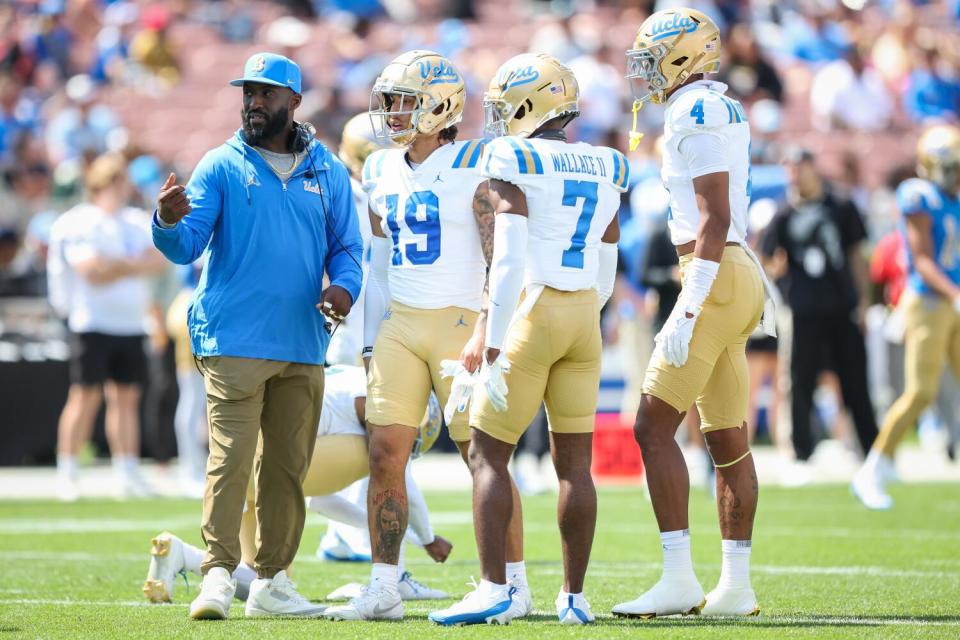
[{"xmin": 152, "ymin": 130, "xmax": 363, "ymax": 366}]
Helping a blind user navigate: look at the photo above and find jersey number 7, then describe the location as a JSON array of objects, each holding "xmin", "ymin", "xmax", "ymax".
[
  {"xmin": 561, "ymin": 180, "xmax": 599, "ymax": 269},
  {"xmin": 384, "ymin": 190, "xmax": 442, "ymax": 266}
]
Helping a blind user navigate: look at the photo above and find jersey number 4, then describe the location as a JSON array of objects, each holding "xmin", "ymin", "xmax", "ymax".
[
  {"xmin": 561, "ymin": 180, "xmax": 599, "ymax": 269},
  {"xmin": 384, "ymin": 191, "xmax": 441, "ymax": 266}
]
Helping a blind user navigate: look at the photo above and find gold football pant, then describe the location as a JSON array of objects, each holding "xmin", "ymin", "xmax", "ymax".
[
  {"xmin": 874, "ymin": 292, "xmax": 960, "ymax": 456},
  {"xmin": 471, "ymin": 287, "xmax": 602, "ymax": 445},
  {"xmin": 642, "ymin": 246, "xmax": 764, "ymax": 431},
  {"xmin": 366, "ymin": 302, "xmax": 477, "ymax": 441}
]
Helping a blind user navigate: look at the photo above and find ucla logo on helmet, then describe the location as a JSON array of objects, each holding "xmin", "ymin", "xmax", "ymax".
[
  {"xmin": 503, "ymin": 65, "xmax": 540, "ymax": 90},
  {"xmin": 418, "ymin": 59, "xmax": 460, "ymax": 85},
  {"xmin": 650, "ymin": 13, "xmax": 699, "ymax": 41}
]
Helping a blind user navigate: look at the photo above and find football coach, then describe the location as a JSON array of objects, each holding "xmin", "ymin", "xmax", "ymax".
[{"xmin": 152, "ymin": 52, "xmax": 362, "ymax": 619}]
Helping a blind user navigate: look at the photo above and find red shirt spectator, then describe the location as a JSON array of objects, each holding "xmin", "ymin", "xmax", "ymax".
[{"xmin": 870, "ymin": 231, "xmax": 908, "ymax": 307}]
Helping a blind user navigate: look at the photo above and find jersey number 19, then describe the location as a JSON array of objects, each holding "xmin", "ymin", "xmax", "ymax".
[{"xmin": 384, "ymin": 190, "xmax": 441, "ymax": 266}]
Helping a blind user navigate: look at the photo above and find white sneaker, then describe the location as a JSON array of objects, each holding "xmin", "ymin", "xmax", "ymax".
[
  {"xmin": 510, "ymin": 582, "xmax": 533, "ymax": 618},
  {"xmin": 556, "ymin": 592, "xmax": 595, "ymax": 625},
  {"xmin": 245, "ymin": 570, "xmax": 326, "ymax": 617},
  {"xmin": 429, "ymin": 581, "xmax": 517, "ymax": 626},
  {"xmin": 612, "ymin": 576, "xmax": 705, "ymax": 618},
  {"xmin": 57, "ymin": 475, "xmax": 79, "ymax": 503},
  {"xmin": 851, "ymin": 467, "xmax": 893, "ymax": 510},
  {"xmin": 702, "ymin": 585, "xmax": 760, "ymax": 616},
  {"xmin": 143, "ymin": 532, "xmax": 186, "ymax": 603},
  {"xmin": 871, "ymin": 452, "xmax": 900, "ymax": 485},
  {"xmin": 189, "ymin": 567, "xmax": 236, "ymax": 620},
  {"xmin": 324, "ymin": 583, "xmax": 403, "ymax": 620},
  {"xmin": 398, "ymin": 571, "xmax": 448, "ymax": 600},
  {"xmin": 779, "ymin": 460, "xmax": 813, "ymax": 488}
]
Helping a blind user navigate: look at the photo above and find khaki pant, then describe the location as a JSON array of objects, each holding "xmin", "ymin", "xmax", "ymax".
[{"xmin": 198, "ymin": 355, "xmax": 324, "ymax": 578}]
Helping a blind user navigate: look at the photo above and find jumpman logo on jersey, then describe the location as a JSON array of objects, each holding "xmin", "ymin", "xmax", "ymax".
[
  {"xmin": 456, "ymin": 315, "xmax": 468, "ymax": 328},
  {"xmin": 434, "ymin": 173, "xmax": 444, "ymax": 184}
]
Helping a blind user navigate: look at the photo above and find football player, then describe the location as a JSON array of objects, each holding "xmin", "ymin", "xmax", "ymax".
[
  {"xmin": 323, "ymin": 50, "xmax": 530, "ymax": 622},
  {"xmin": 612, "ymin": 8, "xmax": 776, "ymax": 619},
  {"xmin": 429, "ymin": 53, "xmax": 623, "ymax": 626},
  {"xmin": 142, "ymin": 365, "xmax": 450, "ymax": 610},
  {"xmin": 853, "ymin": 125, "xmax": 960, "ymax": 510}
]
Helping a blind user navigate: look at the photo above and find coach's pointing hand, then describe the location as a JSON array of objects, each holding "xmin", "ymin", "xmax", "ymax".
[{"xmin": 157, "ymin": 173, "xmax": 192, "ymax": 225}]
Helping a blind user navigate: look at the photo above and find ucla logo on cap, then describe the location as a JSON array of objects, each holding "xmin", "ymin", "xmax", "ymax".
[
  {"xmin": 252, "ymin": 55, "xmax": 266, "ymax": 72},
  {"xmin": 418, "ymin": 59, "xmax": 459, "ymax": 85},
  {"xmin": 503, "ymin": 65, "xmax": 540, "ymax": 90},
  {"xmin": 650, "ymin": 13, "xmax": 699, "ymax": 41}
]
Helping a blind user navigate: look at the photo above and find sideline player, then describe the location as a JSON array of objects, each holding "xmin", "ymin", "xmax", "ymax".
[
  {"xmin": 324, "ymin": 50, "xmax": 530, "ymax": 622},
  {"xmin": 612, "ymin": 8, "xmax": 776, "ymax": 619},
  {"xmin": 142, "ymin": 365, "xmax": 450, "ymax": 609},
  {"xmin": 429, "ymin": 53, "xmax": 622, "ymax": 626},
  {"xmin": 853, "ymin": 125, "xmax": 960, "ymax": 509}
]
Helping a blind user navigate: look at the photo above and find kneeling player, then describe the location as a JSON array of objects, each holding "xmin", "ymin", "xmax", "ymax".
[
  {"xmin": 612, "ymin": 8, "xmax": 774, "ymax": 619},
  {"xmin": 429, "ymin": 53, "xmax": 622, "ymax": 626},
  {"xmin": 142, "ymin": 365, "xmax": 450, "ymax": 613}
]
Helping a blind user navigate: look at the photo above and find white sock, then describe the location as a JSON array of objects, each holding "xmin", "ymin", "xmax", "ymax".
[
  {"xmin": 181, "ymin": 541, "xmax": 205, "ymax": 574},
  {"xmin": 371, "ymin": 563, "xmax": 398, "ymax": 592},
  {"xmin": 506, "ymin": 561, "xmax": 527, "ymax": 588},
  {"xmin": 718, "ymin": 540, "xmax": 752, "ymax": 589},
  {"xmin": 661, "ymin": 529, "xmax": 695, "ymax": 580},
  {"xmin": 57, "ymin": 455, "xmax": 77, "ymax": 479},
  {"xmin": 865, "ymin": 449, "xmax": 891, "ymax": 470}
]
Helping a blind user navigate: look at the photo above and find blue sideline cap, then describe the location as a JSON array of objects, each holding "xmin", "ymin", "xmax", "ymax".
[{"xmin": 230, "ymin": 52, "xmax": 302, "ymax": 95}]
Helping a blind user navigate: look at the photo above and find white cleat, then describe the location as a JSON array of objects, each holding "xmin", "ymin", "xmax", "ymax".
[
  {"xmin": 325, "ymin": 582, "xmax": 364, "ymax": 601},
  {"xmin": 612, "ymin": 576, "xmax": 705, "ymax": 619},
  {"xmin": 429, "ymin": 582, "xmax": 517, "ymax": 626},
  {"xmin": 189, "ymin": 567, "xmax": 236, "ymax": 620},
  {"xmin": 57, "ymin": 476, "xmax": 80, "ymax": 503},
  {"xmin": 556, "ymin": 592, "xmax": 595, "ymax": 625},
  {"xmin": 143, "ymin": 532, "xmax": 186, "ymax": 603},
  {"xmin": 701, "ymin": 586, "xmax": 760, "ymax": 616},
  {"xmin": 398, "ymin": 571, "xmax": 448, "ymax": 600},
  {"xmin": 324, "ymin": 583, "xmax": 403, "ymax": 621},
  {"xmin": 245, "ymin": 570, "xmax": 326, "ymax": 617},
  {"xmin": 851, "ymin": 468, "xmax": 893, "ymax": 510},
  {"xmin": 510, "ymin": 582, "xmax": 533, "ymax": 618}
]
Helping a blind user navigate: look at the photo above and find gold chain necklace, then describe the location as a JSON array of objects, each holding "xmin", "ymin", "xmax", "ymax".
[{"xmin": 254, "ymin": 147, "xmax": 300, "ymax": 180}]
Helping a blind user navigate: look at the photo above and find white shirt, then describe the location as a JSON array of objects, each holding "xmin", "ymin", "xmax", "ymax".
[
  {"xmin": 482, "ymin": 135, "xmax": 627, "ymax": 291},
  {"xmin": 362, "ymin": 140, "xmax": 488, "ymax": 311},
  {"xmin": 317, "ymin": 364, "xmax": 367, "ymax": 437},
  {"xmin": 810, "ymin": 60, "xmax": 893, "ymax": 132},
  {"xmin": 661, "ymin": 80, "xmax": 751, "ymax": 246},
  {"xmin": 48, "ymin": 204, "xmax": 153, "ymax": 335}
]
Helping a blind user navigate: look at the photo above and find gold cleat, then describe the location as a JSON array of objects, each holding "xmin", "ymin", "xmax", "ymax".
[
  {"xmin": 151, "ymin": 535, "xmax": 172, "ymax": 558},
  {"xmin": 143, "ymin": 579, "xmax": 171, "ymax": 604}
]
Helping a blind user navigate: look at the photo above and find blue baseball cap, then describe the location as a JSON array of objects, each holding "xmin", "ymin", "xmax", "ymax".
[{"xmin": 230, "ymin": 52, "xmax": 302, "ymax": 95}]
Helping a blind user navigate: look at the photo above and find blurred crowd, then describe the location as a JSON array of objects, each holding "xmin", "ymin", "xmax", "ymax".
[{"xmin": 0, "ymin": 0, "xmax": 958, "ymax": 488}]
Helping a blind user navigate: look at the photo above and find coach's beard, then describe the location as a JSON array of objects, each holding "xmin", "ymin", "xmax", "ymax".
[{"xmin": 242, "ymin": 106, "xmax": 289, "ymax": 147}]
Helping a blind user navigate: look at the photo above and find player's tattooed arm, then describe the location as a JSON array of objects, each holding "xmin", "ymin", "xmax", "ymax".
[
  {"xmin": 460, "ymin": 181, "xmax": 497, "ymax": 372},
  {"xmin": 372, "ymin": 489, "xmax": 408, "ymax": 564}
]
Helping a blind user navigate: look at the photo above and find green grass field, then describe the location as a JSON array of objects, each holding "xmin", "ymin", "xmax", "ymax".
[{"xmin": 0, "ymin": 483, "xmax": 958, "ymax": 639}]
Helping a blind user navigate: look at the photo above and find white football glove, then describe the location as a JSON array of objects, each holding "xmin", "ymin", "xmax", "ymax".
[
  {"xmin": 439, "ymin": 360, "xmax": 477, "ymax": 425},
  {"xmin": 654, "ymin": 305, "xmax": 699, "ymax": 368},
  {"xmin": 478, "ymin": 353, "xmax": 511, "ymax": 412}
]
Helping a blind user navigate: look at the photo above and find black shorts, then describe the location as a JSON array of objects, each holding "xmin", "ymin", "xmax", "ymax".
[{"xmin": 69, "ymin": 332, "xmax": 147, "ymax": 386}]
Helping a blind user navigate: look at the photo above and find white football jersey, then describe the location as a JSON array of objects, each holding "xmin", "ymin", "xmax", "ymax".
[
  {"xmin": 317, "ymin": 364, "xmax": 367, "ymax": 437},
  {"xmin": 362, "ymin": 140, "xmax": 488, "ymax": 311},
  {"xmin": 481, "ymin": 136, "xmax": 627, "ymax": 291},
  {"xmin": 661, "ymin": 80, "xmax": 751, "ymax": 246}
]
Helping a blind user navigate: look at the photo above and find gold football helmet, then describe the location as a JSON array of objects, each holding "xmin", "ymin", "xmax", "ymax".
[
  {"xmin": 917, "ymin": 125, "xmax": 960, "ymax": 191},
  {"xmin": 626, "ymin": 8, "xmax": 721, "ymax": 106},
  {"xmin": 338, "ymin": 113, "xmax": 394, "ymax": 178},
  {"xmin": 411, "ymin": 392, "xmax": 442, "ymax": 459},
  {"xmin": 483, "ymin": 53, "xmax": 579, "ymax": 138},
  {"xmin": 369, "ymin": 50, "xmax": 465, "ymax": 145}
]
